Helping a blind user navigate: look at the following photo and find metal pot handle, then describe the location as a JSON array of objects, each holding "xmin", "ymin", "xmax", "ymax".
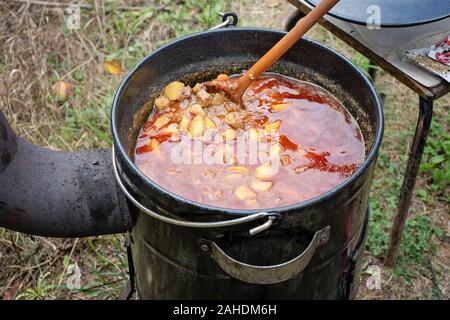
[
  {"xmin": 209, "ymin": 12, "xmax": 238, "ymax": 30},
  {"xmin": 112, "ymin": 146, "xmax": 279, "ymax": 235},
  {"xmin": 200, "ymin": 225, "xmax": 330, "ymax": 284}
]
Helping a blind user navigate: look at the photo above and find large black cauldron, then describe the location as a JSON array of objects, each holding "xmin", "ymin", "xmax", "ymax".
[{"xmin": 111, "ymin": 28, "xmax": 384, "ymax": 299}]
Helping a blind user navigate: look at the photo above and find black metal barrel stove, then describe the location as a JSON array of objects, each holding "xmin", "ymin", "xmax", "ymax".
[{"xmin": 0, "ymin": 28, "xmax": 383, "ymax": 299}]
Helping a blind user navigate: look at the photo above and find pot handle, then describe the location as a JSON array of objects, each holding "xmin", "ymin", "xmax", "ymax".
[
  {"xmin": 200, "ymin": 225, "xmax": 330, "ymax": 284},
  {"xmin": 208, "ymin": 12, "xmax": 238, "ymax": 30}
]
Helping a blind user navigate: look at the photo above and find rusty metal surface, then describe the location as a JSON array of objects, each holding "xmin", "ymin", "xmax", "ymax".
[{"xmin": 0, "ymin": 110, "xmax": 130, "ymax": 237}]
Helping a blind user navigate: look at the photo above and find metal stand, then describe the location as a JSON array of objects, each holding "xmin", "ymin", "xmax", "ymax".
[
  {"xmin": 285, "ymin": 2, "xmax": 449, "ymax": 266},
  {"xmin": 385, "ymin": 97, "xmax": 434, "ymax": 266}
]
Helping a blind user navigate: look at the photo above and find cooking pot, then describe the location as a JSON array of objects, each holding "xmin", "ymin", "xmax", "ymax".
[{"xmin": 111, "ymin": 28, "xmax": 384, "ymax": 299}]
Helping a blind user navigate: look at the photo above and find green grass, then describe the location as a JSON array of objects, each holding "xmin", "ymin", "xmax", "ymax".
[
  {"xmin": 157, "ymin": 0, "xmax": 225, "ymax": 37},
  {"xmin": 419, "ymin": 112, "xmax": 450, "ymax": 204}
]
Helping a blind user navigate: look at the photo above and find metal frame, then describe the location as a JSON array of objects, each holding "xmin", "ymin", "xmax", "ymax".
[{"xmin": 385, "ymin": 97, "xmax": 434, "ymax": 265}]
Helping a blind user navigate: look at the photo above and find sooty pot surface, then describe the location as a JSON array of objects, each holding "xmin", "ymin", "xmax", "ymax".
[{"xmin": 112, "ymin": 28, "xmax": 383, "ymax": 299}]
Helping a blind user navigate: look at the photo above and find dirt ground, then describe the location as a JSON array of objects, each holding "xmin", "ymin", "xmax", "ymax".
[{"xmin": 0, "ymin": 0, "xmax": 448, "ymax": 300}]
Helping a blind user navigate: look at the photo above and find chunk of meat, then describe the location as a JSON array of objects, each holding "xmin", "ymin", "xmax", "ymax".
[{"xmin": 196, "ymin": 89, "xmax": 212, "ymax": 107}]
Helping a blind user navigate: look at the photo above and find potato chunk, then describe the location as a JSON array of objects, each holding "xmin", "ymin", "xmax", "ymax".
[
  {"xmin": 223, "ymin": 173, "xmax": 243, "ymax": 183},
  {"xmin": 192, "ymin": 83, "xmax": 203, "ymax": 94},
  {"xmin": 269, "ymin": 144, "xmax": 282, "ymax": 158},
  {"xmin": 221, "ymin": 128, "xmax": 237, "ymax": 140},
  {"xmin": 178, "ymin": 116, "xmax": 191, "ymax": 132},
  {"xmin": 247, "ymin": 128, "xmax": 260, "ymax": 142},
  {"xmin": 271, "ymin": 103, "xmax": 293, "ymax": 112},
  {"xmin": 150, "ymin": 138, "xmax": 160, "ymax": 153},
  {"xmin": 164, "ymin": 81, "xmax": 185, "ymax": 100},
  {"xmin": 225, "ymin": 112, "xmax": 243, "ymax": 129},
  {"xmin": 190, "ymin": 103, "xmax": 206, "ymax": 116},
  {"xmin": 189, "ymin": 115, "xmax": 206, "ymax": 137},
  {"xmin": 255, "ymin": 161, "xmax": 277, "ymax": 180},
  {"xmin": 234, "ymin": 186, "xmax": 256, "ymax": 200},
  {"xmin": 228, "ymin": 166, "xmax": 250, "ymax": 174},
  {"xmin": 163, "ymin": 124, "xmax": 181, "ymax": 142},
  {"xmin": 153, "ymin": 113, "xmax": 172, "ymax": 130},
  {"xmin": 250, "ymin": 179, "xmax": 273, "ymax": 192},
  {"xmin": 204, "ymin": 116, "xmax": 217, "ymax": 129},
  {"xmin": 264, "ymin": 120, "xmax": 281, "ymax": 134},
  {"xmin": 154, "ymin": 96, "xmax": 170, "ymax": 110}
]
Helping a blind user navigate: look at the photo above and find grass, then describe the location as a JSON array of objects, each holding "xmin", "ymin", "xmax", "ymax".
[{"xmin": 1, "ymin": 0, "xmax": 449, "ymax": 300}]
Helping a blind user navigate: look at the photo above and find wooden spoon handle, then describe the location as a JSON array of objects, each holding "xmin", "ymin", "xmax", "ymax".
[{"xmin": 235, "ymin": 0, "xmax": 339, "ymax": 96}]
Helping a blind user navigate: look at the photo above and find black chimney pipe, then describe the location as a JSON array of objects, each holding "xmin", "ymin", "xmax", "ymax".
[{"xmin": 0, "ymin": 110, "xmax": 130, "ymax": 237}]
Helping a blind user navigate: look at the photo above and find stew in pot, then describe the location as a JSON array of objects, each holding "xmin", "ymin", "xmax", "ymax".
[{"xmin": 134, "ymin": 73, "xmax": 365, "ymax": 209}]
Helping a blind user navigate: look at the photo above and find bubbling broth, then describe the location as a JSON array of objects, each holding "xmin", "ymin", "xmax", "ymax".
[{"xmin": 134, "ymin": 73, "xmax": 365, "ymax": 209}]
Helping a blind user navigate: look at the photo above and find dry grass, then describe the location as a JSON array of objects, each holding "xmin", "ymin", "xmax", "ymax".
[{"xmin": 0, "ymin": 0, "xmax": 448, "ymax": 299}]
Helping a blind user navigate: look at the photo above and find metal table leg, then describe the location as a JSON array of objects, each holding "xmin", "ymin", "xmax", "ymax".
[
  {"xmin": 385, "ymin": 96, "xmax": 434, "ymax": 266},
  {"xmin": 369, "ymin": 67, "xmax": 377, "ymax": 82},
  {"xmin": 285, "ymin": 10, "xmax": 305, "ymax": 31}
]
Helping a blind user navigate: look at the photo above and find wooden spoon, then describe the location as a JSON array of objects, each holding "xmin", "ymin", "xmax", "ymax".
[{"xmin": 206, "ymin": 0, "xmax": 339, "ymax": 102}]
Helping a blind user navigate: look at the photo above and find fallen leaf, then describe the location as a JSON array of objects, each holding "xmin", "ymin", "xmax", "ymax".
[
  {"xmin": 104, "ymin": 60, "xmax": 125, "ymax": 75},
  {"xmin": 189, "ymin": 8, "xmax": 200, "ymax": 16},
  {"xmin": 266, "ymin": 0, "xmax": 281, "ymax": 8},
  {"xmin": 53, "ymin": 81, "xmax": 72, "ymax": 102}
]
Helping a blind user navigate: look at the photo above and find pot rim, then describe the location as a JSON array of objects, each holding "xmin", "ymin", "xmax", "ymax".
[{"xmin": 111, "ymin": 27, "xmax": 384, "ymax": 216}]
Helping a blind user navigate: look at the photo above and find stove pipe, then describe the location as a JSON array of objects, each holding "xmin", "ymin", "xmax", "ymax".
[{"xmin": 0, "ymin": 110, "xmax": 130, "ymax": 237}]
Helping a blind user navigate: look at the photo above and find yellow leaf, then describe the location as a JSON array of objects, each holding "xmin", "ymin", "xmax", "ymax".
[
  {"xmin": 53, "ymin": 81, "xmax": 72, "ymax": 102},
  {"xmin": 104, "ymin": 60, "xmax": 125, "ymax": 75},
  {"xmin": 266, "ymin": 0, "xmax": 281, "ymax": 8}
]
